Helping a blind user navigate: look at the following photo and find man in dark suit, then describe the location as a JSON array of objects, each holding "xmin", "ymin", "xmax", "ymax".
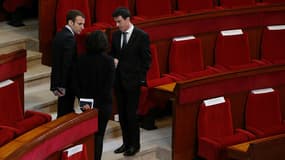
[
  {"xmin": 50, "ymin": 10, "xmax": 85, "ymax": 118},
  {"xmin": 111, "ymin": 7, "xmax": 152, "ymax": 156}
]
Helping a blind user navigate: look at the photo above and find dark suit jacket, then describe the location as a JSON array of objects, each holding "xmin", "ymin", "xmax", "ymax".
[
  {"xmin": 72, "ymin": 52, "xmax": 115, "ymax": 109},
  {"xmin": 111, "ymin": 27, "xmax": 152, "ymax": 90},
  {"xmin": 50, "ymin": 27, "xmax": 77, "ymax": 91}
]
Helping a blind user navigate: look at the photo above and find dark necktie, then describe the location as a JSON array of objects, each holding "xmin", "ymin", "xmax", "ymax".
[{"xmin": 122, "ymin": 32, "xmax": 127, "ymax": 49}]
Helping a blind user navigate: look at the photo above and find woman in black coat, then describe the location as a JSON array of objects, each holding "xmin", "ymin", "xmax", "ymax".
[{"xmin": 72, "ymin": 30, "xmax": 115, "ymax": 160}]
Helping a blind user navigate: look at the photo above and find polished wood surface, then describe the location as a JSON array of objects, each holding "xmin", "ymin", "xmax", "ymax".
[{"xmin": 0, "ymin": 110, "xmax": 98, "ymax": 160}]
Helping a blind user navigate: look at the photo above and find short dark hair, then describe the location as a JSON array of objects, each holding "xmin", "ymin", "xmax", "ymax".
[
  {"xmin": 112, "ymin": 7, "xmax": 131, "ymax": 19},
  {"xmin": 66, "ymin": 10, "xmax": 85, "ymax": 24},
  {"xmin": 85, "ymin": 31, "xmax": 109, "ymax": 53}
]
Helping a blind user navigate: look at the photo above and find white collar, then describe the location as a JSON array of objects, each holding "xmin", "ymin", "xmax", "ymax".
[{"xmin": 65, "ymin": 25, "xmax": 75, "ymax": 36}]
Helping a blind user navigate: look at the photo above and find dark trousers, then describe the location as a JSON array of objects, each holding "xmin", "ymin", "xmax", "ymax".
[
  {"xmin": 57, "ymin": 90, "xmax": 75, "ymax": 118},
  {"xmin": 94, "ymin": 105, "xmax": 112, "ymax": 160},
  {"xmin": 115, "ymin": 84, "xmax": 141, "ymax": 149}
]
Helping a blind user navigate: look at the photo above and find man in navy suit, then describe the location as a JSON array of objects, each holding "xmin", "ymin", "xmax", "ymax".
[
  {"xmin": 50, "ymin": 10, "xmax": 85, "ymax": 118},
  {"xmin": 111, "ymin": 7, "xmax": 152, "ymax": 156}
]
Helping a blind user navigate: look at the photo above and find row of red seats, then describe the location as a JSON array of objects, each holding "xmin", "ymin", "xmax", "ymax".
[
  {"xmin": 0, "ymin": 80, "xmax": 51, "ymax": 147},
  {"xmin": 55, "ymin": 0, "xmax": 285, "ymax": 32},
  {"xmin": 198, "ymin": 87, "xmax": 285, "ymax": 160},
  {"xmin": 137, "ymin": 25, "xmax": 285, "ymax": 116}
]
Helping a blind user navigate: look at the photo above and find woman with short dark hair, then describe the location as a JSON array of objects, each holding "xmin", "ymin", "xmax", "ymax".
[{"xmin": 72, "ymin": 30, "xmax": 115, "ymax": 160}]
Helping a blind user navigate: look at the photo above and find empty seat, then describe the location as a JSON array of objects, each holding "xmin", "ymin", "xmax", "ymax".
[
  {"xmin": 246, "ymin": 88, "xmax": 285, "ymax": 138},
  {"xmin": 220, "ymin": 0, "xmax": 255, "ymax": 8},
  {"xmin": 133, "ymin": 0, "xmax": 174, "ymax": 21},
  {"xmin": 0, "ymin": 80, "xmax": 51, "ymax": 136},
  {"xmin": 93, "ymin": 0, "xmax": 129, "ymax": 28},
  {"xmin": 198, "ymin": 96, "xmax": 255, "ymax": 160},
  {"xmin": 214, "ymin": 29, "xmax": 264, "ymax": 71},
  {"xmin": 62, "ymin": 144, "xmax": 88, "ymax": 160},
  {"xmin": 137, "ymin": 44, "xmax": 173, "ymax": 117},
  {"xmin": 261, "ymin": 25, "xmax": 285, "ymax": 64},
  {"xmin": 176, "ymin": 0, "xmax": 214, "ymax": 13},
  {"xmin": 165, "ymin": 35, "xmax": 219, "ymax": 81},
  {"xmin": 55, "ymin": 0, "xmax": 91, "ymax": 31}
]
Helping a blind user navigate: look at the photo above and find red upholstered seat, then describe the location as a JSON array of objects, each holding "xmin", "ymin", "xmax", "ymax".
[
  {"xmin": 220, "ymin": 0, "xmax": 255, "ymax": 8},
  {"xmin": 262, "ymin": 0, "xmax": 285, "ymax": 3},
  {"xmin": 164, "ymin": 36, "xmax": 219, "ymax": 81},
  {"xmin": 62, "ymin": 144, "xmax": 88, "ymax": 160},
  {"xmin": 55, "ymin": 0, "xmax": 91, "ymax": 31},
  {"xmin": 0, "ymin": 128, "xmax": 15, "ymax": 147},
  {"xmin": 246, "ymin": 88, "xmax": 285, "ymax": 138},
  {"xmin": 176, "ymin": 0, "xmax": 215, "ymax": 13},
  {"xmin": 0, "ymin": 80, "xmax": 51, "ymax": 136},
  {"xmin": 137, "ymin": 44, "xmax": 173, "ymax": 116},
  {"xmin": 198, "ymin": 97, "xmax": 254, "ymax": 160},
  {"xmin": 214, "ymin": 29, "xmax": 264, "ymax": 71},
  {"xmin": 261, "ymin": 25, "xmax": 285, "ymax": 64},
  {"xmin": 93, "ymin": 0, "xmax": 129, "ymax": 28},
  {"xmin": 133, "ymin": 0, "xmax": 174, "ymax": 22}
]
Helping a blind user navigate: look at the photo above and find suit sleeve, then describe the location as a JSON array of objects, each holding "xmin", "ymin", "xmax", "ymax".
[{"xmin": 139, "ymin": 32, "xmax": 152, "ymax": 82}]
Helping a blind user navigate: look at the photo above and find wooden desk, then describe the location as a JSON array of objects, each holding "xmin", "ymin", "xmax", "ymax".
[{"xmin": 227, "ymin": 133, "xmax": 285, "ymax": 160}]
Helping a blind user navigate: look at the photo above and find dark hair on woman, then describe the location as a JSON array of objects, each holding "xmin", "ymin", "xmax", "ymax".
[
  {"xmin": 85, "ymin": 30, "xmax": 109, "ymax": 53},
  {"xmin": 112, "ymin": 7, "xmax": 131, "ymax": 19}
]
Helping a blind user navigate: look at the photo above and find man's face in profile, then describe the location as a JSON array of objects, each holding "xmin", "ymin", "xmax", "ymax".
[
  {"xmin": 114, "ymin": 16, "xmax": 130, "ymax": 32},
  {"xmin": 69, "ymin": 16, "xmax": 85, "ymax": 34}
]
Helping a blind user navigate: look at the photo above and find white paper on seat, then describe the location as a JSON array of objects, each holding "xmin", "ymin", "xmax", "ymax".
[
  {"xmin": 0, "ymin": 79, "xmax": 14, "ymax": 88},
  {"xmin": 221, "ymin": 29, "xmax": 243, "ymax": 36},
  {"xmin": 64, "ymin": 144, "xmax": 83, "ymax": 157},
  {"xmin": 267, "ymin": 25, "xmax": 285, "ymax": 30},
  {"xmin": 251, "ymin": 88, "xmax": 274, "ymax": 94},
  {"xmin": 204, "ymin": 96, "xmax": 225, "ymax": 107},
  {"xmin": 173, "ymin": 35, "xmax": 195, "ymax": 41}
]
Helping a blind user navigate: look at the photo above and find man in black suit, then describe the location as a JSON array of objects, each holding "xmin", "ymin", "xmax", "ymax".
[
  {"xmin": 111, "ymin": 7, "xmax": 152, "ymax": 156},
  {"xmin": 50, "ymin": 10, "xmax": 85, "ymax": 118}
]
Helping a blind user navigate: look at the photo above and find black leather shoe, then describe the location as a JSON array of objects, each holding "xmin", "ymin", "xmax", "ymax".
[
  {"xmin": 114, "ymin": 144, "xmax": 127, "ymax": 154},
  {"xmin": 123, "ymin": 147, "xmax": 140, "ymax": 156}
]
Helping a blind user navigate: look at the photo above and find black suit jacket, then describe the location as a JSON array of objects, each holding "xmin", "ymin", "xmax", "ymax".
[
  {"xmin": 50, "ymin": 27, "xmax": 77, "ymax": 91},
  {"xmin": 111, "ymin": 27, "xmax": 152, "ymax": 90},
  {"xmin": 72, "ymin": 52, "xmax": 115, "ymax": 109}
]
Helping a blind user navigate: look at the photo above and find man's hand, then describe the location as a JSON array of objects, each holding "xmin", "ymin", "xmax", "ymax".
[{"xmin": 52, "ymin": 87, "xmax": 66, "ymax": 97}]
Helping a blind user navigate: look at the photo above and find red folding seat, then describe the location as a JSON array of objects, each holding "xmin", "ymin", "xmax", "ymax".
[
  {"xmin": 0, "ymin": 128, "xmax": 16, "ymax": 147},
  {"xmin": 93, "ymin": 0, "xmax": 129, "ymax": 29},
  {"xmin": 176, "ymin": 0, "xmax": 215, "ymax": 13},
  {"xmin": 245, "ymin": 88, "xmax": 285, "ymax": 138},
  {"xmin": 261, "ymin": 25, "xmax": 285, "ymax": 64},
  {"xmin": 55, "ymin": 0, "xmax": 91, "ymax": 31},
  {"xmin": 214, "ymin": 29, "xmax": 264, "ymax": 71},
  {"xmin": 262, "ymin": 0, "xmax": 285, "ymax": 3},
  {"xmin": 133, "ymin": 0, "xmax": 175, "ymax": 22},
  {"xmin": 220, "ymin": 0, "xmax": 255, "ymax": 8},
  {"xmin": 164, "ymin": 35, "xmax": 219, "ymax": 81},
  {"xmin": 0, "ymin": 80, "xmax": 51, "ymax": 136},
  {"xmin": 137, "ymin": 44, "xmax": 173, "ymax": 117},
  {"xmin": 62, "ymin": 144, "xmax": 88, "ymax": 160},
  {"xmin": 198, "ymin": 96, "xmax": 255, "ymax": 160}
]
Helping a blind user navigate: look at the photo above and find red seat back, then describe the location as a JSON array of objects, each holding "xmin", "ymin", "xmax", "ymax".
[
  {"xmin": 169, "ymin": 36, "xmax": 204, "ymax": 74},
  {"xmin": 56, "ymin": 0, "xmax": 91, "ymax": 31},
  {"xmin": 215, "ymin": 29, "xmax": 251, "ymax": 66},
  {"xmin": 95, "ymin": 0, "xmax": 129, "ymax": 25},
  {"xmin": 198, "ymin": 97, "xmax": 234, "ymax": 139},
  {"xmin": 0, "ymin": 80, "xmax": 24, "ymax": 123},
  {"xmin": 220, "ymin": 0, "xmax": 255, "ymax": 8},
  {"xmin": 246, "ymin": 88, "xmax": 283, "ymax": 132},
  {"xmin": 261, "ymin": 25, "xmax": 285, "ymax": 64},
  {"xmin": 135, "ymin": 0, "xmax": 173, "ymax": 19},
  {"xmin": 177, "ymin": 0, "xmax": 214, "ymax": 12}
]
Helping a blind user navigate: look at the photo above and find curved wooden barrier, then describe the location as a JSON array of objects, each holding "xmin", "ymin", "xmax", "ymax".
[{"xmin": 0, "ymin": 109, "xmax": 98, "ymax": 160}]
